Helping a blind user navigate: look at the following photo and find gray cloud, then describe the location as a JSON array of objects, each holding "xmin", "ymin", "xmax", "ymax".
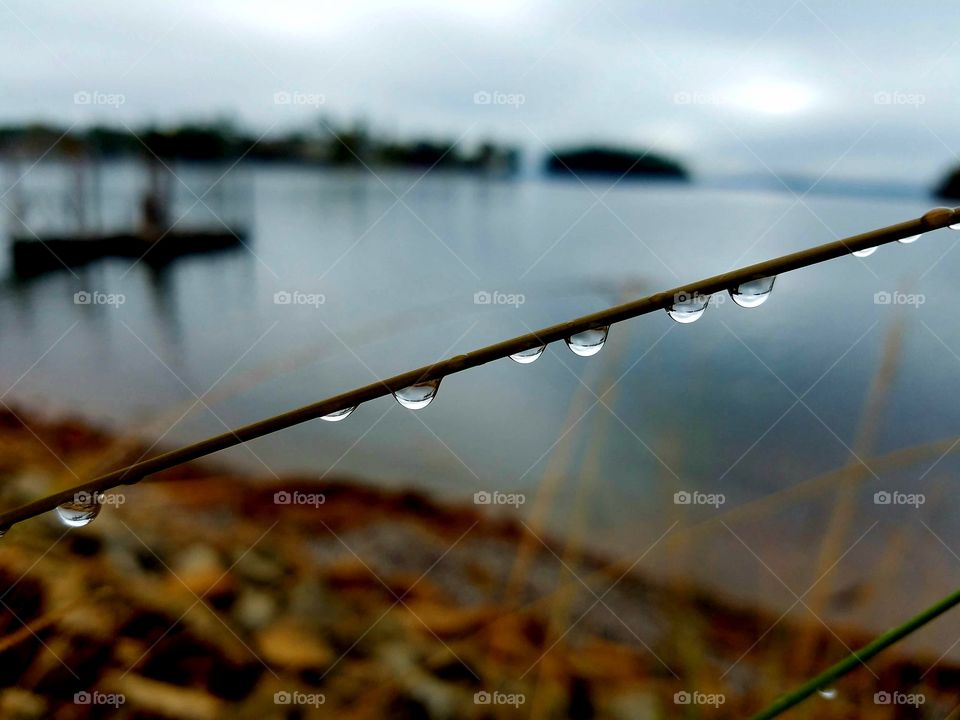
[{"xmin": 2, "ymin": 0, "xmax": 959, "ymax": 184}]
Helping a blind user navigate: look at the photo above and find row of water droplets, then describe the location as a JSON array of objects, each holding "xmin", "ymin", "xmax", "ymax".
[
  {"xmin": 323, "ymin": 220, "xmax": 951, "ymax": 418},
  {"xmin": 40, "ymin": 221, "xmax": 945, "ymax": 532},
  {"xmin": 851, "ymin": 220, "xmax": 951, "ymax": 256},
  {"xmin": 399, "ymin": 275, "xmax": 780, "ymax": 410},
  {"xmin": 387, "ymin": 275, "xmax": 778, "ymax": 414},
  {"xmin": 33, "ymin": 274, "xmax": 776, "ymax": 532}
]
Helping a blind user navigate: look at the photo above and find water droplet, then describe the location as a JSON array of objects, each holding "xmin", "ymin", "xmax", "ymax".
[
  {"xmin": 393, "ymin": 378, "xmax": 441, "ymax": 410},
  {"xmin": 0, "ymin": 527, "xmax": 7, "ymax": 539},
  {"xmin": 321, "ymin": 406, "xmax": 357, "ymax": 422},
  {"xmin": 56, "ymin": 495, "xmax": 101, "ymax": 528},
  {"xmin": 898, "ymin": 234, "xmax": 921, "ymax": 244},
  {"xmin": 729, "ymin": 276, "xmax": 776, "ymax": 308},
  {"xmin": 510, "ymin": 345, "xmax": 546, "ymax": 364},
  {"xmin": 666, "ymin": 293, "xmax": 709, "ymax": 324},
  {"xmin": 565, "ymin": 326, "xmax": 608, "ymax": 357},
  {"xmin": 852, "ymin": 246, "xmax": 877, "ymax": 257},
  {"xmin": 817, "ymin": 688, "xmax": 837, "ymax": 700},
  {"xmin": 951, "ymin": 222, "xmax": 960, "ymax": 230}
]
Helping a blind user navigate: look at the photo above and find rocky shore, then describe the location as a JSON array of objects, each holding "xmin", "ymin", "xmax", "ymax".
[{"xmin": 0, "ymin": 407, "xmax": 953, "ymax": 718}]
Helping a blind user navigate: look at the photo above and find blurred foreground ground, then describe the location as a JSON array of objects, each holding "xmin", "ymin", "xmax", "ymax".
[{"xmin": 0, "ymin": 407, "xmax": 954, "ymax": 719}]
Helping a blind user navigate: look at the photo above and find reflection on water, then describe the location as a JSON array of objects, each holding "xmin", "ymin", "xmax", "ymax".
[{"xmin": 3, "ymin": 163, "xmax": 960, "ymax": 637}]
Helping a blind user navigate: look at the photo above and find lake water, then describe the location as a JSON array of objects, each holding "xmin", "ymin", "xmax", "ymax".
[{"xmin": 3, "ymin": 161, "xmax": 960, "ymax": 641}]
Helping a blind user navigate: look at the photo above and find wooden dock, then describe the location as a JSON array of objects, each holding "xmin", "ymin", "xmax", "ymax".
[{"xmin": 11, "ymin": 229, "xmax": 245, "ymax": 277}]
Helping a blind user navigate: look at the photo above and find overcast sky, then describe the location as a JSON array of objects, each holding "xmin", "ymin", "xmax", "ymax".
[{"xmin": 3, "ymin": 0, "xmax": 960, "ymax": 184}]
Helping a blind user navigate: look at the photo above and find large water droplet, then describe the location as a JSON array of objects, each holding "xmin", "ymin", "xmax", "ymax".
[
  {"xmin": 56, "ymin": 495, "xmax": 101, "ymax": 528},
  {"xmin": 565, "ymin": 327, "xmax": 608, "ymax": 357},
  {"xmin": 321, "ymin": 406, "xmax": 357, "ymax": 422},
  {"xmin": 393, "ymin": 378, "xmax": 441, "ymax": 410},
  {"xmin": 510, "ymin": 345, "xmax": 546, "ymax": 364},
  {"xmin": 817, "ymin": 688, "xmax": 837, "ymax": 700},
  {"xmin": 951, "ymin": 222, "xmax": 960, "ymax": 230},
  {"xmin": 852, "ymin": 246, "xmax": 877, "ymax": 257},
  {"xmin": 729, "ymin": 276, "xmax": 776, "ymax": 308},
  {"xmin": 666, "ymin": 293, "xmax": 709, "ymax": 324},
  {"xmin": 898, "ymin": 234, "xmax": 921, "ymax": 244}
]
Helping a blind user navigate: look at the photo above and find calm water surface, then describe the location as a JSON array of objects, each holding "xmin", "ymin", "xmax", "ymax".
[{"xmin": 3, "ymin": 163, "xmax": 959, "ymax": 639}]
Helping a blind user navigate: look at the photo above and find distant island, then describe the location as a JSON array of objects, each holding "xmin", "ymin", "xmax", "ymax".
[
  {"xmin": 546, "ymin": 145, "xmax": 690, "ymax": 180},
  {"xmin": 0, "ymin": 124, "xmax": 697, "ymax": 184},
  {"xmin": 934, "ymin": 166, "xmax": 960, "ymax": 200}
]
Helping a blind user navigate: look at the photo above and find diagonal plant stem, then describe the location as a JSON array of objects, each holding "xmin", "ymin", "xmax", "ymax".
[
  {"xmin": 749, "ymin": 584, "xmax": 960, "ymax": 719},
  {"xmin": 0, "ymin": 206, "xmax": 957, "ymax": 532}
]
